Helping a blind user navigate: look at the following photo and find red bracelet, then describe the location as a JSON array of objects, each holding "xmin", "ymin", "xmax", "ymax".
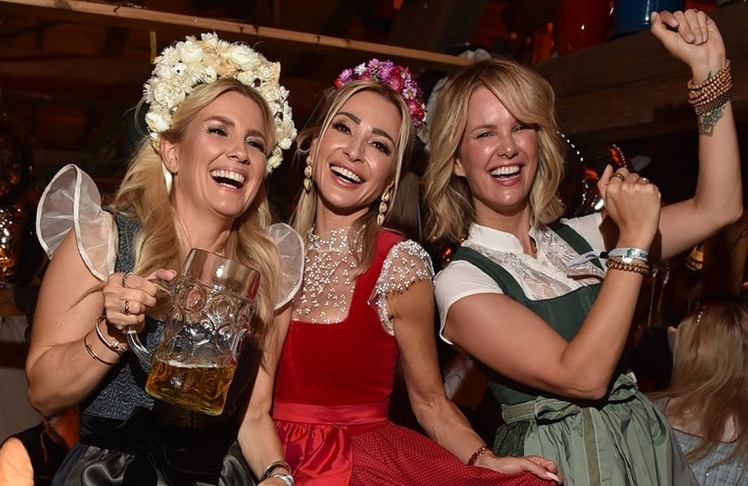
[{"xmin": 467, "ymin": 445, "xmax": 489, "ymax": 466}]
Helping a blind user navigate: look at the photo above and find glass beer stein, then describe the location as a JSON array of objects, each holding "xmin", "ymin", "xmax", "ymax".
[{"xmin": 126, "ymin": 249, "xmax": 260, "ymax": 416}]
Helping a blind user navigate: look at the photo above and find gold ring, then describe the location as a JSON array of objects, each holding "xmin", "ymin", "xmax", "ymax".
[
  {"xmin": 124, "ymin": 300, "xmax": 130, "ymax": 316},
  {"xmin": 122, "ymin": 271, "xmax": 131, "ymax": 288},
  {"xmin": 612, "ymin": 173, "xmax": 626, "ymax": 182},
  {"xmin": 639, "ymin": 177, "xmax": 650, "ymax": 184}
]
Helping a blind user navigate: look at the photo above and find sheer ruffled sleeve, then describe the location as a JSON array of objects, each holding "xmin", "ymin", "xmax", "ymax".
[
  {"xmin": 267, "ymin": 223, "xmax": 304, "ymax": 311},
  {"xmin": 35, "ymin": 163, "xmax": 117, "ymax": 281},
  {"xmin": 370, "ymin": 240, "xmax": 434, "ymax": 335}
]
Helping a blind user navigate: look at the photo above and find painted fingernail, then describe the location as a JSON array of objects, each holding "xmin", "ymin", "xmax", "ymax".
[{"xmin": 546, "ymin": 471, "xmax": 561, "ymax": 482}]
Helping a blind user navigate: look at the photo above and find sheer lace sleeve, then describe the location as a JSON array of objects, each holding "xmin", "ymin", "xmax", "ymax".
[
  {"xmin": 370, "ymin": 240, "xmax": 434, "ymax": 335},
  {"xmin": 35, "ymin": 164, "xmax": 117, "ymax": 281},
  {"xmin": 267, "ymin": 223, "xmax": 304, "ymax": 311}
]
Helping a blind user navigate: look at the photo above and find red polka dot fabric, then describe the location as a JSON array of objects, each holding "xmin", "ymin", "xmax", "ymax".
[{"xmin": 349, "ymin": 422, "xmax": 554, "ymax": 486}]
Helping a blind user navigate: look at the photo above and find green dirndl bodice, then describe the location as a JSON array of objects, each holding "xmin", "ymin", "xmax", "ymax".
[{"xmin": 452, "ymin": 223, "xmax": 696, "ymax": 486}]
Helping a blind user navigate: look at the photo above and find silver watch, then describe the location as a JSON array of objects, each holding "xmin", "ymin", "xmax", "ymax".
[{"xmin": 272, "ymin": 473, "xmax": 294, "ymax": 486}]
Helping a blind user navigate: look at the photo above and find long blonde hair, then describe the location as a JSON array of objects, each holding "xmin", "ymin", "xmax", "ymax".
[
  {"xmin": 653, "ymin": 301, "xmax": 748, "ymax": 465},
  {"xmin": 290, "ymin": 80, "xmax": 415, "ymax": 274},
  {"xmin": 423, "ymin": 58, "xmax": 566, "ymax": 244},
  {"xmin": 112, "ymin": 79, "xmax": 279, "ymax": 340}
]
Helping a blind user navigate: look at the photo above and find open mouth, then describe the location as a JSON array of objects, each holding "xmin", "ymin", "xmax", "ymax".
[
  {"xmin": 210, "ymin": 169, "xmax": 245, "ymax": 188},
  {"xmin": 490, "ymin": 165, "xmax": 521, "ymax": 179},
  {"xmin": 330, "ymin": 165, "xmax": 362, "ymax": 184}
]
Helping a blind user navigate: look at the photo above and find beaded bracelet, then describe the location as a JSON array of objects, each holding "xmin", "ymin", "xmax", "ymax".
[
  {"xmin": 84, "ymin": 333, "xmax": 117, "ymax": 366},
  {"xmin": 605, "ymin": 256, "xmax": 650, "ymax": 276},
  {"xmin": 688, "ymin": 59, "xmax": 732, "ymax": 116},
  {"xmin": 467, "ymin": 445, "xmax": 489, "ymax": 466},
  {"xmin": 94, "ymin": 316, "xmax": 128, "ymax": 355}
]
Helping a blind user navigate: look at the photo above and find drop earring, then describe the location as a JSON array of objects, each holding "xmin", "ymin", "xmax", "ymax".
[
  {"xmin": 377, "ymin": 187, "xmax": 392, "ymax": 226},
  {"xmin": 303, "ymin": 156, "xmax": 313, "ymax": 193}
]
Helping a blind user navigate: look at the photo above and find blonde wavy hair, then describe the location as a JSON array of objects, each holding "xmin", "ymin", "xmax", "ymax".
[
  {"xmin": 111, "ymin": 79, "xmax": 279, "ymax": 341},
  {"xmin": 290, "ymin": 80, "xmax": 415, "ymax": 275},
  {"xmin": 423, "ymin": 58, "xmax": 566, "ymax": 244},
  {"xmin": 652, "ymin": 301, "xmax": 748, "ymax": 466}
]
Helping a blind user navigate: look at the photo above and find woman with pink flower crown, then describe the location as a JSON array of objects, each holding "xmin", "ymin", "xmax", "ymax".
[{"xmin": 271, "ymin": 59, "xmax": 561, "ymax": 486}]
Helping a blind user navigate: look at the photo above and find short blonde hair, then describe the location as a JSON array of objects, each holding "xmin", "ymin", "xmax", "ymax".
[
  {"xmin": 423, "ymin": 58, "xmax": 566, "ymax": 243},
  {"xmin": 291, "ymin": 80, "xmax": 415, "ymax": 274}
]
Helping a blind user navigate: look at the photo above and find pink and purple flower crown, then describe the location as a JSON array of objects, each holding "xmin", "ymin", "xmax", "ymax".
[{"xmin": 334, "ymin": 58, "xmax": 427, "ymax": 129}]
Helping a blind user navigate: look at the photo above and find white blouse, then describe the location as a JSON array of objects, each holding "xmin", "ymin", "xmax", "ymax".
[{"xmin": 434, "ymin": 213, "xmax": 607, "ymax": 344}]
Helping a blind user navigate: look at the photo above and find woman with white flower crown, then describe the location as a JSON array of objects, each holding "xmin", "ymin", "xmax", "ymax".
[
  {"xmin": 26, "ymin": 33, "xmax": 302, "ymax": 486},
  {"xmin": 271, "ymin": 59, "xmax": 561, "ymax": 486}
]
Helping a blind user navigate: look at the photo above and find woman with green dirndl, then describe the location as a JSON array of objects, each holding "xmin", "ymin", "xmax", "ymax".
[{"xmin": 424, "ymin": 8, "xmax": 741, "ymax": 486}]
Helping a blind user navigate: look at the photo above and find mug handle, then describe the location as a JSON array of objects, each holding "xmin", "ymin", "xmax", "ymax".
[
  {"xmin": 125, "ymin": 277, "xmax": 172, "ymax": 363},
  {"xmin": 125, "ymin": 326, "xmax": 151, "ymax": 362}
]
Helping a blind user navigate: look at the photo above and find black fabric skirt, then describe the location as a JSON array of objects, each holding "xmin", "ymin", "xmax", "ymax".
[{"xmin": 53, "ymin": 408, "xmax": 255, "ymax": 486}]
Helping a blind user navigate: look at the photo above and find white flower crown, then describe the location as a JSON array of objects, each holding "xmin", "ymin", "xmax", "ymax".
[{"xmin": 143, "ymin": 33, "xmax": 297, "ymax": 174}]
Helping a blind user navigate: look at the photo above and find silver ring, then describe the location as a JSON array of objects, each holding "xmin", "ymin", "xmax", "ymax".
[
  {"xmin": 124, "ymin": 300, "xmax": 130, "ymax": 316},
  {"xmin": 122, "ymin": 271, "xmax": 132, "ymax": 288}
]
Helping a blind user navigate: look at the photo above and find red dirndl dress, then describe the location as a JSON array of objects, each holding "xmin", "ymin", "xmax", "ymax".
[{"xmin": 273, "ymin": 231, "xmax": 551, "ymax": 486}]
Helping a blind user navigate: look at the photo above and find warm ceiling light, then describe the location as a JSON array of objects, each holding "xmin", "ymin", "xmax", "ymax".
[{"xmin": 393, "ymin": 0, "xmax": 403, "ymax": 9}]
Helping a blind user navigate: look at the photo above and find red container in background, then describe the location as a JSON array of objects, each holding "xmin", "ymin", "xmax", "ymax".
[{"xmin": 555, "ymin": 0, "xmax": 613, "ymax": 55}]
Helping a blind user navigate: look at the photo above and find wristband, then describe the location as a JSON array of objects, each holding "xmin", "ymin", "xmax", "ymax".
[{"xmin": 605, "ymin": 247, "xmax": 649, "ymax": 264}]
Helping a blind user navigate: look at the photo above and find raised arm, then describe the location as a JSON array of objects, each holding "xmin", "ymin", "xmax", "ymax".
[{"xmin": 651, "ymin": 10, "xmax": 742, "ymax": 259}]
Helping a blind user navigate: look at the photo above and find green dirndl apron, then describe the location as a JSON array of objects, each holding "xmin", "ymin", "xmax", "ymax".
[{"xmin": 452, "ymin": 223, "xmax": 696, "ymax": 486}]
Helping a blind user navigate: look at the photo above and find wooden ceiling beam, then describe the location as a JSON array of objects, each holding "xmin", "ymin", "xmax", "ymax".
[{"xmin": 0, "ymin": 0, "xmax": 471, "ymax": 73}]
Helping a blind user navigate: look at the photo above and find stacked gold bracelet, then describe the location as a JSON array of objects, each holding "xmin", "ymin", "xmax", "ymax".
[
  {"xmin": 605, "ymin": 256, "xmax": 650, "ymax": 276},
  {"xmin": 94, "ymin": 316, "xmax": 128, "ymax": 355},
  {"xmin": 688, "ymin": 59, "xmax": 732, "ymax": 116},
  {"xmin": 84, "ymin": 333, "xmax": 117, "ymax": 366}
]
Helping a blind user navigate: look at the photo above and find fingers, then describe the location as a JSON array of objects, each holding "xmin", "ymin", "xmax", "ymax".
[
  {"xmin": 104, "ymin": 271, "xmax": 167, "ymax": 329},
  {"xmin": 670, "ymin": 9, "xmax": 708, "ymax": 44},
  {"xmin": 522, "ymin": 457, "xmax": 562, "ymax": 483}
]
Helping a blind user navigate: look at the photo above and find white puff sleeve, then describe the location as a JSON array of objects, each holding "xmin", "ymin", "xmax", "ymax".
[
  {"xmin": 267, "ymin": 222, "xmax": 304, "ymax": 311},
  {"xmin": 35, "ymin": 164, "xmax": 117, "ymax": 281}
]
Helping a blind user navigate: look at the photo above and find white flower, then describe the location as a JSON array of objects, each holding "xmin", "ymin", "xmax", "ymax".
[
  {"xmin": 229, "ymin": 46, "xmax": 258, "ymax": 71},
  {"xmin": 201, "ymin": 66, "xmax": 218, "ymax": 84},
  {"xmin": 145, "ymin": 111, "xmax": 170, "ymax": 134},
  {"xmin": 151, "ymin": 80, "xmax": 186, "ymax": 111},
  {"xmin": 181, "ymin": 43, "xmax": 204, "ymax": 64}
]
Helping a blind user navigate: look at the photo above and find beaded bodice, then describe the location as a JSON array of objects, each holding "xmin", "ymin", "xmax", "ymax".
[{"xmin": 293, "ymin": 227, "xmax": 433, "ymax": 334}]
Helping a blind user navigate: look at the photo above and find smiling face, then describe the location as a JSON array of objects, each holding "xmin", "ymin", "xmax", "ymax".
[
  {"xmin": 311, "ymin": 89, "xmax": 401, "ymax": 226},
  {"xmin": 161, "ymin": 90, "xmax": 268, "ymax": 227},
  {"xmin": 454, "ymin": 86, "xmax": 539, "ymax": 226}
]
